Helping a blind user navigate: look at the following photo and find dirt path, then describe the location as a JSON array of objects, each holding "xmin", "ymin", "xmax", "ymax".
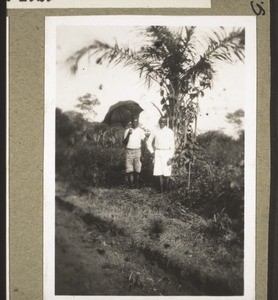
[
  {"xmin": 55, "ymin": 200, "xmax": 200, "ymax": 296},
  {"xmin": 55, "ymin": 182, "xmax": 243, "ymax": 296}
]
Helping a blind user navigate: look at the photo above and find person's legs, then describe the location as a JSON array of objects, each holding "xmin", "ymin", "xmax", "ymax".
[
  {"xmin": 126, "ymin": 149, "xmax": 134, "ymax": 188},
  {"xmin": 164, "ymin": 176, "xmax": 170, "ymax": 192},
  {"xmin": 160, "ymin": 150, "xmax": 171, "ymax": 192},
  {"xmin": 127, "ymin": 172, "xmax": 134, "ymax": 188},
  {"xmin": 134, "ymin": 172, "xmax": 140, "ymax": 189},
  {"xmin": 134, "ymin": 149, "xmax": 142, "ymax": 189},
  {"xmin": 159, "ymin": 175, "xmax": 164, "ymax": 193}
]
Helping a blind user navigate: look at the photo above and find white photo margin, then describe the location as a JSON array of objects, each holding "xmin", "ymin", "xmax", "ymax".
[
  {"xmin": 6, "ymin": 16, "xmax": 10, "ymax": 300},
  {"xmin": 44, "ymin": 15, "xmax": 256, "ymax": 300}
]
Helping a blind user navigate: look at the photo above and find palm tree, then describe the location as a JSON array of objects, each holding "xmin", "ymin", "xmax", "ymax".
[{"xmin": 67, "ymin": 26, "xmax": 245, "ymax": 158}]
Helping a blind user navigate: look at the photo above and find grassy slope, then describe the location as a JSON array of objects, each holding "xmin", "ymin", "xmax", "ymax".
[
  {"xmin": 56, "ymin": 182, "xmax": 243, "ymax": 295},
  {"xmin": 56, "ymin": 202, "xmax": 200, "ymax": 295}
]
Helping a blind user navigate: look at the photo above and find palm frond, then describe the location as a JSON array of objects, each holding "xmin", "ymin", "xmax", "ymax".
[
  {"xmin": 66, "ymin": 43, "xmax": 102, "ymax": 74},
  {"xmin": 66, "ymin": 40, "xmax": 136, "ymax": 73},
  {"xmin": 203, "ymin": 28, "xmax": 245, "ymax": 63},
  {"xmin": 67, "ymin": 26, "xmax": 245, "ymax": 95}
]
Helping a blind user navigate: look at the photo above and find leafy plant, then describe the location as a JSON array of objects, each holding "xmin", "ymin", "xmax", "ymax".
[
  {"xmin": 169, "ymin": 130, "xmax": 244, "ymax": 241},
  {"xmin": 67, "ymin": 26, "xmax": 245, "ymax": 178}
]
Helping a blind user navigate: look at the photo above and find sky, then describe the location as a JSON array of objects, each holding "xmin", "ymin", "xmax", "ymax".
[{"xmin": 56, "ymin": 25, "xmax": 245, "ymax": 136}]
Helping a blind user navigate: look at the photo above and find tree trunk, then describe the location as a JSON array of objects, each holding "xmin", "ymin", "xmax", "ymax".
[
  {"xmin": 183, "ymin": 121, "xmax": 188, "ymax": 147},
  {"xmin": 188, "ymin": 162, "xmax": 192, "ymax": 190},
  {"xmin": 194, "ymin": 115, "xmax": 197, "ymax": 141}
]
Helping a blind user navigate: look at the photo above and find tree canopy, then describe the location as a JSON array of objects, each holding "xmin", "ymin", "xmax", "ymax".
[{"xmin": 67, "ymin": 25, "xmax": 245, "ymax": 182}]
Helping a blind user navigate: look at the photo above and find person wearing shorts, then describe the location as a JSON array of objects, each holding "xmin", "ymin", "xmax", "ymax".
[
  {"xmin": 123, "ymin": 117, "xmax": 145, "ymax": 188},
  {"xmin": 147, "ymin": 116, "xmax": 175, "ymax": 192}
]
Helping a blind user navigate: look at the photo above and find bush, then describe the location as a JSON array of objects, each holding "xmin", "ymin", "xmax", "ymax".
[
  {"xmin": 57, "ymin": 143, "xmax": 126, "ymax": 187},
  {"xmin": 170, "ymin": 130, "xmax": 244, "ymax": 239},
  {"xmin": 70, "ymin": 143, "xmax": 126, "ymax": 187},
  {"xmin": 56, "ymin": 108, "xmax": 126, "ymax": 187}
]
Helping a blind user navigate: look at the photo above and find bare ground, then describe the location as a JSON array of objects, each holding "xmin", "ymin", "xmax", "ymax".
[
  {"xmin": 55, "ymin": 181, "xmax": 243, "ymax": 296},
  {"xmin": 55, "ymin": 200, "xmax": 200, "ymax": 295}
]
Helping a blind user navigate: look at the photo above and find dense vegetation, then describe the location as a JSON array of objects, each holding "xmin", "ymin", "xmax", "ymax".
[{"xmin": 56, "ymin": 108, "xmax": 244, "ymax": 244}]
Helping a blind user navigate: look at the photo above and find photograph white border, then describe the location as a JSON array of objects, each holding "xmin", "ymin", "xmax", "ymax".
[
  {"xmin": 44, "ymin": 15, "xmax": 256, "ymax": 300},
  {"xmin": 7, "ymin": 0, "xmax": 211, "ymax": 9},
  {"xmin": 6, "ymin": 16, "xmax": 10, "ymax": 300}
]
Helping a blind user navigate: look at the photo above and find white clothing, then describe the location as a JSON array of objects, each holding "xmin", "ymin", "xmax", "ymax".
[
  {"xmin": 147, "ymin": 126, "xmax": 175, "ymax": 157},
  {"xmin": 153, "ymin": 149, "xmax": 172, "ymax": 176},
  {"xmin": 124, "ymin": 127, "xmax": 145, "ymax": 149},
  {"xmin": 147, "ymin": 126, "xmax": 175, "ymax": 176}
]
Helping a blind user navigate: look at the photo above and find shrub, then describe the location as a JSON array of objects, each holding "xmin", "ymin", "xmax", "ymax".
[
  {"xmin": 170, "ymin": 131, "xmax": 244, "ymax": 238},
  {"xmin": 148, "ymin": 217, "xmax": 164, "ymax": 238},
  {"xmin": 56, "ymin": 109, "xmax": 126, "ymax": 187},
  {"xmin": 57, "ymin": 141, "xmax": 126, "ymax": 188}
]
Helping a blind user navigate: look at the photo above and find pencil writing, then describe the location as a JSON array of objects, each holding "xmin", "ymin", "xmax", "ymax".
[{"xmin": 250, "ymin": 1, "xmax": 266, "ymax": 15}]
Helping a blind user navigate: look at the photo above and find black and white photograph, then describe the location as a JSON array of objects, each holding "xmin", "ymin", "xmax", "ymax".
[{"xmin": 44, "ymin": 15, "xmax": 256, "ymax": 299}]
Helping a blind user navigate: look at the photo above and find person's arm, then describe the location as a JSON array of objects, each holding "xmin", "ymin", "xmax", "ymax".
[
  {"xmin": 123, "ymin": 128, "xmax": 132, "ymax": 145},
  {"xmin": 146, "ymin": 131, "xmax": 155, "ymax": 154}
]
